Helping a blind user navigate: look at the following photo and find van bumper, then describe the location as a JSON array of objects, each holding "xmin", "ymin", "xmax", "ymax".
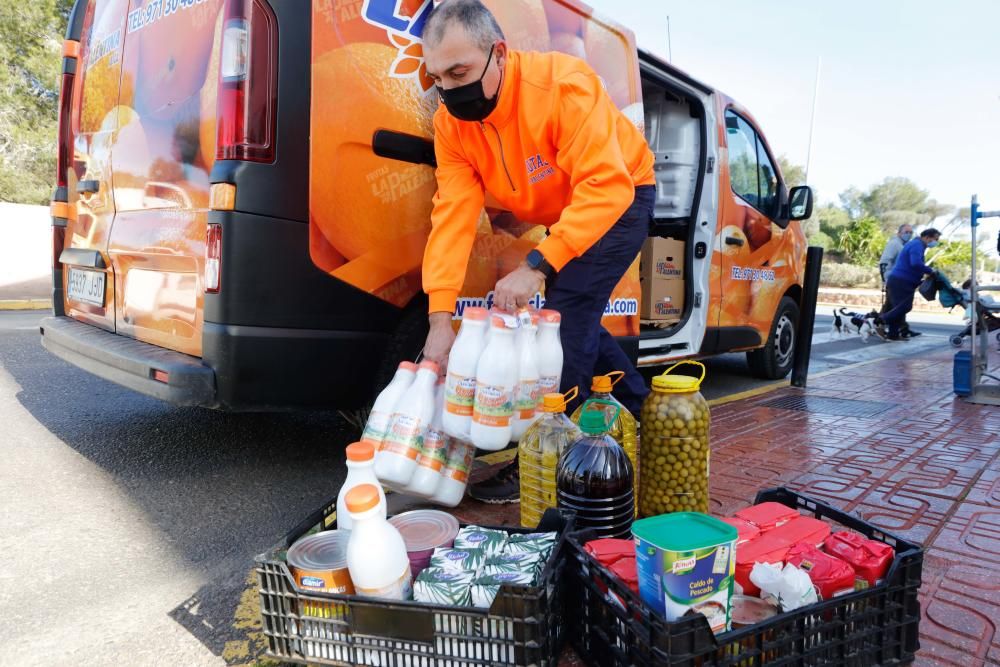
[
  {"xmin": 39, "ymin": 316, "xmax": 389, "ymax": 411},
  {"xmin": 40, "ymin": 316, "xmax": 217, "ymax": 407}
]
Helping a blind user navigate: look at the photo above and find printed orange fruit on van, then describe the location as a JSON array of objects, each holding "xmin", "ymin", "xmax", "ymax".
[
  {"xmin": 133, "ymin": 0, "xmax": 224, "ymax": 120},
  {"xmin": 482, "ymin": 0, "xmax": 550, "ymax": 52},
  {"xmin": 747, "ymin": 258, "xmax": 787, "ymax": 329},
  {"xmin": 544, "ymin": 0, "xmax": 587, "ymax": 37},
  {"xmin": 584, "ymin": 20, "xmax": 633, "ymax": 108},
  {"xmin": 311, "ymin": 42, "xmax": 438, "ymax": 262}
]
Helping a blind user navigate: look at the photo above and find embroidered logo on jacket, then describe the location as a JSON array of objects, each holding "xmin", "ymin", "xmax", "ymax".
[{"xmin": 526, "ymin": 154, "xmax": 555, "ymax": 184}]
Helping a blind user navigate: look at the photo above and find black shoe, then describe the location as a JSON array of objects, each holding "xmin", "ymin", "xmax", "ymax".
[
  {"xmin": 468, "ymin": 455, "xmax": 520, "ymax": 505},
  {"xmin": 887, "ymin": 333, "xmax": 902, "ymax": 341},
  {"xmin": 905, "ymin": 329, "xmax": 922, "ymax": 337}
]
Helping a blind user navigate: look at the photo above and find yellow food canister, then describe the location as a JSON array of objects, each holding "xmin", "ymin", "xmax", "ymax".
[{"xmin": 639, "ymin": 361, "xmax": 710, "ymax": 517}]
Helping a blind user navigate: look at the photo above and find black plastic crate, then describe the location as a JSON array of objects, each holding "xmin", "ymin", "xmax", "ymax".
[
  {"xmin": 255, "ymin": 499, "xmax": 572, "ymax": 667},
  {"xmin": 566, "ymin": 487, "xmax": 924, "ymax": 666}
]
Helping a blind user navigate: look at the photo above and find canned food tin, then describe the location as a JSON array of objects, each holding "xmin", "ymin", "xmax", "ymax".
[
  {"xmin": 287, "ymin": 530, "xmax": 354, "ymax": 594},
  {"xmin": 389, "ymin": 510, "xmax": 461, "ymax": 578}
]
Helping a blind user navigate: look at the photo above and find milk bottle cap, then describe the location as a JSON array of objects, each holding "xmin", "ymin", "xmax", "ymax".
[
  {"xmin": 399, "ymin": 361, "xmax": 418, "ymax": 372},
  {"xmin": 538, "ymin": 309, "xmax": 561, "ymax": 324},
  {"xmin": 346, "ymin": 442, "xmax": 375, "ymax": 462},
  {"xmin": 418, "ymin": 360, "xmax": 440, "ymax": 374},
  {"xmin": 463, "ymin": 307, "xmax": 488, "ymax": 321},
  {"xmin": 345, "ymin": 484, "xmax": 381, "ymax": 513}
]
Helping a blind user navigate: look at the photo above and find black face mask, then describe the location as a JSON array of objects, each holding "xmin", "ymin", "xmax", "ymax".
[{"xmin": 437, "ymin": 44, "xmax": 502, "ymax": 122}]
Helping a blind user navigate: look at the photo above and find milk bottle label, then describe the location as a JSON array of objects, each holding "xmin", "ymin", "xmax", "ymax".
[
  {"xmin": 355, "ymin": 565, "xmax": 414, "ymax": 601},
  {"xmin": 442, "ymin": 441, "xmax": 474, "ymax": 482},
  {"xmin": 415, "ymin": 428, "xmax": 448, "ymax": 471},
  {"xmin": 538, "ymin": 375, "xmax": 560, "ymax": 396},
  {"xmin": 445, "ymin": 373, "xmax": 476, "ymax": 416},
  {"xmin": 360, "ymin": 409, "xmax": 390, "ymax": 448},
  {"xmin": 514, "ymin": 379, "xmax": 540, "ymax": 419},
  {"xmin": 381, "ymin": 414, "xmax": 423, "ymax": 459},
  {"xmin": 473, "ymin": 382, "xmax": 513, "ymax": 427}
]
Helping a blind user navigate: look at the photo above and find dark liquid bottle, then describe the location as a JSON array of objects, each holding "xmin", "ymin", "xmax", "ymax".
[{"xmin": 557, "ymin": 403, "xmax": 635, "ymax": 539}]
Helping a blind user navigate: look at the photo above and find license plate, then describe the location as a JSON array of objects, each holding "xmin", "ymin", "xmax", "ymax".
[{"xmin": 67, "ymin": 267, "xmax": 106, "ymax": 306}]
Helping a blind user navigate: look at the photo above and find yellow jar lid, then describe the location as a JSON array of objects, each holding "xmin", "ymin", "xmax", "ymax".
[{"xmin": 650, "ymin": 360, "xmax": 705, "ymax": 393}]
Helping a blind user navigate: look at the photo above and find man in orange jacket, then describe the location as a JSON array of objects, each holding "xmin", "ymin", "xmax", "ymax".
[{"xmin": 420, "ymin": 0, "xmax": 655, "ymax": 502}]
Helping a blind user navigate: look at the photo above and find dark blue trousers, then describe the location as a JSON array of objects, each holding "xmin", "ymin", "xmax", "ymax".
[
  {"xmin": 544, "ymin": 185, "xmax": 655, "ymax": 416},
  {"xmin": 882, "ymin": 276, "xmax": 916, "ymax": 337}
]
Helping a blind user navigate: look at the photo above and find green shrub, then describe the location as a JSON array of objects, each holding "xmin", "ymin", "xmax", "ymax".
[{"xmin": 820, "ymin": 262, "xmax": 881, "ymax": 288}]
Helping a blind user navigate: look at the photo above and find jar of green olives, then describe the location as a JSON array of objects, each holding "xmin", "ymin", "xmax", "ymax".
[{"xmin": 639, "ymin": 361, "xmax": 710, "ymax": 516}]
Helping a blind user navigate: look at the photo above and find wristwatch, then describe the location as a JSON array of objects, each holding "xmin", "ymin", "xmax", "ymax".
[{"xmin": 526, "ymin": 249, "xmax": 555, "ymax": 278}]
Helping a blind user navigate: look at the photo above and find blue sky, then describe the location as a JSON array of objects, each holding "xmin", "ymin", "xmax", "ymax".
[{"xmin": 587, "ymin": 0, "xmax": 1000, "ymax": 223}]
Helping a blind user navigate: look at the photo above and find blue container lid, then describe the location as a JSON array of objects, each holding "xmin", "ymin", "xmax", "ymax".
[{"xmin": 632, "ymin": 512, "xmax": 737, "ymax": 551}]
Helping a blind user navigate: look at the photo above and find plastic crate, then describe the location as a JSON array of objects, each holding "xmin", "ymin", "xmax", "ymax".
[
  {"xmin": 255, "ymin": 499, "xmax": 572, "ymax": 667},
  {"xmin": 565, "ymin": 487, "xmax": 924, "ymax": 667}
]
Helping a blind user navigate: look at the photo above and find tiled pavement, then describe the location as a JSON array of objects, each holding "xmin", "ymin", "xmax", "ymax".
[{"xmin": 456, "ymin": 347, "xmax": 1000, "ymax": 666}]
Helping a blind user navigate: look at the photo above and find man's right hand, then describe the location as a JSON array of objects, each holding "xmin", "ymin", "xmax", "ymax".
[{"xmin": 422, "ymin": 312, "xmax": 456, "ymax": 374}]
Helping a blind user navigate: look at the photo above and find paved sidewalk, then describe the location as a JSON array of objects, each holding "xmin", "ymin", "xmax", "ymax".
[{"xmin": 458, "ymin": 345, "xmax": 999, "ymax": 666}]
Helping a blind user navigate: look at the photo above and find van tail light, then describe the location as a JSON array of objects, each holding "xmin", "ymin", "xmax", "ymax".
[
  {"xmin": 206, "ymin": 224, "xmax": 223, "ymax": 293},
  {"xmin": 216, "ymin": 0, "xmax": 277, "ymax": 162}
]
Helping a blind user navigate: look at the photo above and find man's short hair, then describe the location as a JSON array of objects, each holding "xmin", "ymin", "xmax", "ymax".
[
  {"xmin": 423, "ymin": 0, "xmax": 505, "ymax": 51},
  {"xmin": 898, "ymin": 223, "xmax": 912, "ymax": 233},
  {"xmin": 921, "ymin": 228, "xmax": 941, "ymax": 239}
]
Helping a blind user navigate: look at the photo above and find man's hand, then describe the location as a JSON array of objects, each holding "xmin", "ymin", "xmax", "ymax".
[
  {"xmin": 423, "ymin": 312, "xmax": 456, "ymax": 374},
  {"xmin": 493, "ymin": 263, "xmax": 545, "ymax": 311}
]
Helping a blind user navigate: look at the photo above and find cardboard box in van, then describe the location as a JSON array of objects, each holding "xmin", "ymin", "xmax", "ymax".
[
  {"xmin": 641, "ymin": 279, "xmax": 684, "ymax": 321},
  {"xmin": 641, "ymin": 238, "xmax": 684, "ymax": 281}
]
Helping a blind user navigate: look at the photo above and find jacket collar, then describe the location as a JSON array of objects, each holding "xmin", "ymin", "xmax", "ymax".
[{"xmin": 481, "ymin": 49, "xmax": 519, "ymax": 128}]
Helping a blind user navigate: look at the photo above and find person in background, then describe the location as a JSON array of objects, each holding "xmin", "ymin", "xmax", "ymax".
[
  {"xmin": 418, "ymin": 0, "xmax": 656, "ymax": 503},
  {"xmin": 878, "ymin": 224, "xmax": 920, "ymax": 337},
  {"xmin": 878, "ymin": 228, "xmax": 941, "ymax": 340}
]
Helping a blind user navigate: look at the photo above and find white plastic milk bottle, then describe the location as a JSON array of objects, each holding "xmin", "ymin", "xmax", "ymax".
[
  {"xmin": 431, "ymin": 438, "xmax": 476, "ymax": 507},
  {"xmin": 336, "ymin": 442, "xmax": 386, "ymax": 530},
  {"xmin": 470, "ymin": 316, "xmax": 517, "ymax": 450},
  {"xmin": 361, "ymin": 361, "xmax": 417, "ymax": 450},
  {"xmin": 536, "ymin": 310, "xmax": 564, "ymax": 398},
  {"xmin": 345, "ymin": 484, "xmax": 413, "ymax": 600},
  {"xmin": 443, "ymin": 307, "xmax": 488, "ymax": 440},
  {"xmin": 511, "ymin": 312, "xmax": 540, "ymax": 439},
  {"xmin": 375, "ymin": 360, "xmax": 438, "ymax": 488},
  {"xmin": 404, "ymin": 380, "xmax": 449, "ymax": 498}
]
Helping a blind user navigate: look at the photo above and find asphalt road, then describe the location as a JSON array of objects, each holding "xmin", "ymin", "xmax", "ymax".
[{"xmin": 0, "ymin": 308, "xmax": 968, "ymax": 666}]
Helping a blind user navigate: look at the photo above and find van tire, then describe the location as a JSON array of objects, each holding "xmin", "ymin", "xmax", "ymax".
[
  {"xmin": 373, "ymin": 296, "xmax": 430, "ymax": 398},
  {"xmin": 747, "ymin": 296, "xmax": 799, "ymax": 380}
]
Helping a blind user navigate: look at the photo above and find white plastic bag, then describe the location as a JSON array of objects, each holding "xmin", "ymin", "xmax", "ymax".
[{"xmin": 749, "ymin": 562, "xmax": 818, "ymax": 611}]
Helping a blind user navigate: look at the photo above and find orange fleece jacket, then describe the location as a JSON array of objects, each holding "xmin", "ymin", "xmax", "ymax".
[{"xmin": 423, "ymin": 50, "xmax": 655, "ymax": 313}]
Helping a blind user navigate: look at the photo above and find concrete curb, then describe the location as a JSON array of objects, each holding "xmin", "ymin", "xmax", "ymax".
[{"xmin": 0, "ymin": 299, "xmax": 51, "ymax": 311}]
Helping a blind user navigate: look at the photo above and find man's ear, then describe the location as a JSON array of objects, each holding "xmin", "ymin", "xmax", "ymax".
[{"xmin": 495, "ymin": 40, "xmax": 508, "ymax": 67}]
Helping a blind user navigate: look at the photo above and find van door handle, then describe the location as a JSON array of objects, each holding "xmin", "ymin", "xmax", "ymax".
[
  {"xmin": 725, "ymin": 236, "xmax": 745, "ymax": 247},
  {"xmin": 77, "ymin": 180, "xmax": 100, "ymax": 194}
]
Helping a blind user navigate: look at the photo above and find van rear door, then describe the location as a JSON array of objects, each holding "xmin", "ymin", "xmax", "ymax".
[
  {"xmin": 105, "ymin": 0, "xmax": 225, "ymax": 357},
  {"xmin": 63, "ymin": 0, "xmax": 128, "ymax": 332}
]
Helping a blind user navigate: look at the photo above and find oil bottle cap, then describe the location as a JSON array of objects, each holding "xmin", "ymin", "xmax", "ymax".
[
  {"xmin": 345, "ymin": 484, "xmax": 381, "ymax": 513},
  {"xmin": 591, "ymin": 370, "xmax": 625, "ymax": 393},
  {"xmin": 578, "ymin": 409, "xmax": 607, "ymax": 434},
  {"xmin": 418, "ymin": 360, "xmax": 440, "ymax": 374},
  {"xmin": 542, "ymin": 386, "xmax": 578, "ymax": 412},
  {"xmin": 463, "ymin": 307, "xmax": 488, "ymax": 321},
  {"xmin": 398, "ymin": 361, "xmax": 418, "ymax": 372},
  {"xmin": 651, "ymin": 361, "xmax": 705, "ymax": 393},
  {"xmin": 538, "ymin": 309, "xmax": 561, "ymax": 324},
  {"xmin": 345, "ymin": 442, "xmax": 375, "ymax": 462}
]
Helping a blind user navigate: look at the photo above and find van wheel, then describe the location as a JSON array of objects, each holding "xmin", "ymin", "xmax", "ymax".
[{"xmin": 747, "ymin": 296, "xmax": 799, "ymax": 380}]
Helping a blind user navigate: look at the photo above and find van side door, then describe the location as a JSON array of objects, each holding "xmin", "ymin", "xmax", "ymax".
[{"xmin": 714, "ymin": 109, "xmax": 782, "ymax": 335}]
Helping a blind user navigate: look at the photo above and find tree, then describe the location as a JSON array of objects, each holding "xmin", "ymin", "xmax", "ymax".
[
  {"xmin": 837, "ymin": 216, "xmax": 888, "ymax": 266},
  {"xmin": 838, "ymin": 186, "xmax": 865, "ymax": 220},
  {"xmin": 0, "ymin": 0, "xmax": 73, "ymax": 204},
  {"xmin": 815, "ymin": 204, "xmax": 851, "ymax": 240},
  {"xmin": 777, "ymin": 155, "xmax": 806, "ymax": 189}
]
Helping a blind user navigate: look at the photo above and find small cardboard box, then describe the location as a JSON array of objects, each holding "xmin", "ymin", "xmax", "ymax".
[
  {"xmin": 640, "ymin": 238, "xmax": 685, "ymax": 281},
  {"xmin": 640, "ymin": 278, "xmax": 684, "ymax": 321}
]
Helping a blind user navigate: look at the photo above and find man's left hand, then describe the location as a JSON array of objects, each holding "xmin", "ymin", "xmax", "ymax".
[{"xmin": 493, "ymin": 263, "xmax": 545, "ymax": 311}]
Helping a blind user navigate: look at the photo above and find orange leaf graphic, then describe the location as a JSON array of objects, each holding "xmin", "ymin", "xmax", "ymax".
[
  {"xmin": 393, "ymin": 57, "xmax": 421, "ymax": 75},
  {"xmin": 403, "ymin": 43, "xmax": 423, "ymax": 57},
  {"xmin": 389, "ymin": 33, "xmax": 411, "ymax": 48}
]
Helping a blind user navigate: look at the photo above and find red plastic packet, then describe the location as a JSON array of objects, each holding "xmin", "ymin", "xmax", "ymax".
[
  {"xmin": 735, "ymin": 502, "xmax": 800, "ymax": 532},
  {"xmin": 785, "ymin": 542, "xmax": 856, "ymax": 599},
  {"xmin": 823, "ymin": 532, "xmax": 894, "ymax": 587},
  {"xmin": 735, "ymin": 533, "xmax": 791, "ymax": 596},
  {"xmin": 609, "ymin": 557, "xmax": 639, "ymax": 594},
  {"xmin": 720, "ymin": 516, "xmax": 761, "ymax": 546},
  {"xmin": 584, "ymin": 538, "xmax": 635, "ymax": 567}
]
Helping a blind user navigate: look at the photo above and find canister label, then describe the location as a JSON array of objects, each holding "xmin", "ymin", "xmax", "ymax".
[
  {"xmin": 473, "ymin": 382, "xmax": 513, "ymax": 427},
  {"xmin": 291, "ymin": 565, "xmax": 355, "ymax": 595}
]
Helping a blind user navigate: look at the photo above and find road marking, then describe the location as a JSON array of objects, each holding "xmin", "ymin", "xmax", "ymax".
[{"xmin": 0, "ymin": 299, "xmax": 50, "ymax": 311}]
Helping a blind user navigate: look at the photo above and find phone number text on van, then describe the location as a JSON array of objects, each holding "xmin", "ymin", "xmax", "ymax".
[{"xmin": 127, "ymin": 0, "xmax": 210, "ymax": 34}]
